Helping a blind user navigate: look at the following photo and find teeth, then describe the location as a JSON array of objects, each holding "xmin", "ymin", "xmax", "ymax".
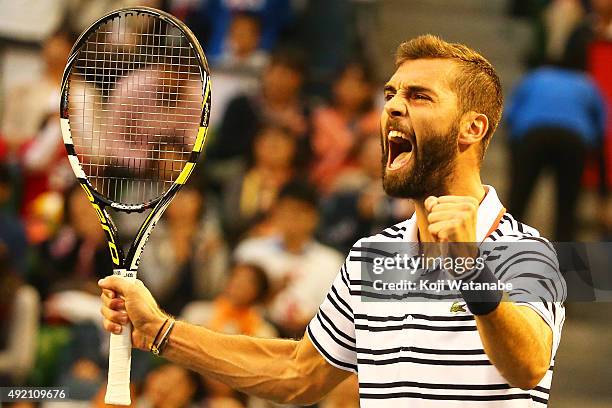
[{"xmin": 388, "ymin": 130, "xmax": 409, "ymax": 140}]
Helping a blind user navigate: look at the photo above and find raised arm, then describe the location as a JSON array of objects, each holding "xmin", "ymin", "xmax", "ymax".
[
  {"xmin": 474, "ymin": 303, "xmax": 552, "ymax": 390},
  {"xmin": 98, "ymin": 276, "xmax": 350, "ymax": 405},
  {"xmin": 425, "ymin": 195, "xmax": 562, "ymax": 390}
]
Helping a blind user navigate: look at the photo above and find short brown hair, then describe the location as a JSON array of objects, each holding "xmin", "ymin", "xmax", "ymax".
[{"xmin": 396, "ymin": 35, "xmax": 503, "ymax": 158}]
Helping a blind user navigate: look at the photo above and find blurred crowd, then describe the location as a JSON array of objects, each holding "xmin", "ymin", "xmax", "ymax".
[
  {"xmin": 0, "ymin": 0, "xmax": 398, "ymax": 407},
  {"xmin": 508, "ymin": 0, "xmax": 612, "ymax": 241},
  {"xmin": 0, "ymin": 0, "xmax": 610, "ymax": 407}
]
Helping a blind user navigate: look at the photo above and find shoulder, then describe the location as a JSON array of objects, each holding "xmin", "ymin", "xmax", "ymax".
[
  {"xmin": 485, "ymin": 212, "xmax": 560, "ymax": 274},
  {"xmin": 362, "ymin": 219, "xmax": 413, "ymax": 243},
  {"xmin": 488, "ymin": 212, "xmax": 548, "ymax": 243},
  {"xmin": 342, "ymin": 219, "xmax": 414, "ymax": 278},
  {"xmin": 347, "ymin": 219, "xmax": 414, "ymax": 262},
  {"xmin": 484, "ymin": 215, "xmax": 566, "ymax": 305}
]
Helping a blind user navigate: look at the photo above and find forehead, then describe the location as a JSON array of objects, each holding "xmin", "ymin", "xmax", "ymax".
[{"xmin": 387, "ymin": 58, "xmax": 458, "ymax": 94}]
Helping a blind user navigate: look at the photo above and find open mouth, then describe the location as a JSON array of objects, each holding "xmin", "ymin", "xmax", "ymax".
[{"xmin": 387, "ymin": 130, "xmax": 414, "ymax": 170}]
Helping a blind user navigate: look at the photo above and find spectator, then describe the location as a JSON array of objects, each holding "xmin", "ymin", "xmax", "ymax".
[
  {"xmin": 310, "ymin": 61, "xmax": 379, "ymax": 193},
  {"xmin": 139, "ymin": 186, "xmax": 229, "ymax": 316},
  {"xmin": 131, "ymin": 364, "xmax": 198, "ymax": 408},
  {"xmin": 22, "ymin": 191, "xmax": 64, "ymax": 245},
  {"xmin": 1, "ymin": 29, "xmax": 70, "ymax": 153},
  {"xmin": 505, "ymin": 48, "xmax": 607, "ymax": 241},
  {"xmin": 1, "ymin": 29, "xmax": 75, "ymax": 215},
  {"xmin": 234, "ymin": 181, "xmax": 343, "ymax": 337},
  {"xmin": 566, "ymin": 0, "xmax": 612, "ymax": 70},
  {"xmin": 53, "ymin": 323, "xmax": 106, "ymax": 401},
  {"xmin": 33, "ymin": 183, "xmax": 113, "ymax": 300},
  {"xmin": 557, "ymin": 0, "xmax": 612, "ymax": 236},
  {"xmin": 0, "ymin": 241, "xmax": 40, "ymax": 385},
  {"xmin": 222, "ymin": 125, "xmax": 297, "ymax": 244},
  {"xmin": 526, "ymin": 0, "xmax": 585, "ymax": 67},
  {"xmin": 542, "ymin": 0, "xmax": 585, "ymax": 63},
  {"xmin": 181, "ymin": 263, "xmax": 274, "ymax": 407},
  {"xmin": 185, "ymin": 0, "xmax": 293, "ymax": 64},
  {"xmin": 182, "ymin": 262, "xmax": 274, "ymax": 338},
  {"xmin": 67, "ymin": 0, "xmax": 164, "ymax": 33},
  {"xmin": 318, "ymin": 136, "xmax": 414, "ymax": 252},
  {"xmin": 208, "ymin": 12, "xmax": 268, "ymax": 130},
  {"xmin": 206, "ymin": 48, "xmax": 308, "ymax": 187},
  {"xmin": 292, "ymin": 0, "xmax": 359, "ymax": 90},
  {"xmin": 215, "ymin": 12, "xmax": 269, "ymax": 74}
]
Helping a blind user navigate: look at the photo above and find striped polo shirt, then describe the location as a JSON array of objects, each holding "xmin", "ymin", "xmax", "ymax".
[{"xmin": 307, "ymin": 186, "xmax": 565, "ymax": 407}]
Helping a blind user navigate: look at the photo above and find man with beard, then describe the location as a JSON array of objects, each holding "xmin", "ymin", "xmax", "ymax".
[{"xmin": 98, "ymin": 35, "xmax": 565, "ymax": 407}]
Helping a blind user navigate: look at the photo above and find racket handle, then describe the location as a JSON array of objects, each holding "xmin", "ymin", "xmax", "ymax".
[{"xmin": 105, "ymin": 269, "xmax": 136, "ymax": 406}]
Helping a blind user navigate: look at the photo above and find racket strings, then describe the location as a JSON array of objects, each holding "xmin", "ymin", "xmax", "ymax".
[{"xmin": 67, "ymin": 12, "xmax": 204, "ymax": 205}]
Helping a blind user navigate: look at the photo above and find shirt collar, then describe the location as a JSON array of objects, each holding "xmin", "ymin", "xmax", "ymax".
[{"xmin": 402, "ymin": 185, "xmax": 505, "ymax": 243}]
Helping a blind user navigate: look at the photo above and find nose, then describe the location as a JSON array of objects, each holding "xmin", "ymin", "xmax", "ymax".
[{"xmin": 384, "ymin": 94, "xmax": 407, "ymax": 118}]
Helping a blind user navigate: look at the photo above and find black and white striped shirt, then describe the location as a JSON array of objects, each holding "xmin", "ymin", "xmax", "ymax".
[{"xmin": 307, "ymin": 186, "xmax": 565, "ymax": 407}]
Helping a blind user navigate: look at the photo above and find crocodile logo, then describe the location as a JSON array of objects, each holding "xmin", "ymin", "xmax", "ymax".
[{"xmin": 450, "ymin": 301, "xmax": 467, "ymax": 313}]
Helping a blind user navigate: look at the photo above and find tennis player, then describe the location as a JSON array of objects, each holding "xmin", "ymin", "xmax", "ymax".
[{"xmin": 99, "ymin": 35, "xmax": 564, "ymax": 407}]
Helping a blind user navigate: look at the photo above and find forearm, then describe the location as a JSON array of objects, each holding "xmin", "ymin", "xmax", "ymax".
[
  {"xmin": 152, "ymin": 321, "xmax": 327, "ymax": 404},
  {"xmin": 99, "ymin": 276, "xmax": 346, "ymax": 403},
  {"xmin": 475, "ymin": 302, "xmax": 552, "ymax": 389}
]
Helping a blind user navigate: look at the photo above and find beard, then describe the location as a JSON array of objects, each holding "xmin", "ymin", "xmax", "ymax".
[{"xmin": 382, "ymin": 121, "xmax": 459, "ymax": 200}]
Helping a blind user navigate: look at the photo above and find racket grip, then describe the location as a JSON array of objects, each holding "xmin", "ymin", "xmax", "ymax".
[{"xmin": 105, "ymin": 269, "xmax": 136, "ymax": 406}]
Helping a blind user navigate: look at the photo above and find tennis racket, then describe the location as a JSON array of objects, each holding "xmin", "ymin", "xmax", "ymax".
[{"xmin": 59, "ymin": 7, "xmax": 210, "ymax": 405}]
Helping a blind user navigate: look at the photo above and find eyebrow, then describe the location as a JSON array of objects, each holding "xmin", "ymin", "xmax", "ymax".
[{"xmin": 383, "ymin": 83, "xmax": 438, "ymax": 97}]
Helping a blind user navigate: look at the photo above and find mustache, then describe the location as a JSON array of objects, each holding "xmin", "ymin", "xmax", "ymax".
[
  {"xmin": 381, "ymin": 120, "xmax": 417, "ymax": 155},
  {"xmin": 383, "ymin": 120, "xmax": 416, "ymax": 139}
]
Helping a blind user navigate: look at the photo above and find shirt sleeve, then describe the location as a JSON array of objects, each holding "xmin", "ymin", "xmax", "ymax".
[
  {"xmin": 306, "ymin": 259, "xmax": 357, "ymax": 373},
  {"xmin": 490, "ymin": 237, "xmax": 566, "ymax": 363}
]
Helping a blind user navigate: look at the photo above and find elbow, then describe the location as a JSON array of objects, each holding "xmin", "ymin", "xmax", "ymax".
[
  {"xmin": 276, "ymin": 361, "xmax": 328, "ymax": 405},
  {"xmin": 287, "ymin": 393, "xmax": 323, "ymax": 406},
  {"xmin": 278, "ymin": 371, "xmax": 327, "ymax": 406},
  {"xmin": 277, "ymin": 388, "xmax": 324, "ymax": 406},
  {"xmin": 509, "ymin": 362, "xmax": 549, "ymax": 391}
]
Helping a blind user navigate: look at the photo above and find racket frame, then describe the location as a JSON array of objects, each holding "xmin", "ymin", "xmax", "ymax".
[{"xmin": 59, "ymin": 7, "xmax": 211, "ymax": 405}]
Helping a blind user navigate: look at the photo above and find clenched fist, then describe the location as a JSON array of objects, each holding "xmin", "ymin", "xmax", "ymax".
[
  {"xmin": 99, "ymin": 276, "xmax": 168, "ymax": 350},
  {"xmin": 424, "ymin": 195, "xmax": 479, "ymax": 267}
]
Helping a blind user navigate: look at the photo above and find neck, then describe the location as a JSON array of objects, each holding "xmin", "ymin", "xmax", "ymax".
[{"xmin": 414, "ymin": 171, "xmax": 486, "ymax": 242}]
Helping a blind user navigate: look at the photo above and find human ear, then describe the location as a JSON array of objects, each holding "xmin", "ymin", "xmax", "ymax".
[{"xmin": 458, "ymin": 112, "xmax": 488, "ymax": 145}]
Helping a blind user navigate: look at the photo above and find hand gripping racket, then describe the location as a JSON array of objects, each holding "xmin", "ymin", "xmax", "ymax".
[{"xmin": 59, "ymin": 7, "xmax": 210, "ymax": 405}]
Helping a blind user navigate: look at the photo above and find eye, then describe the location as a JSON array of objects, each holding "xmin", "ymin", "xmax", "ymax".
[
  {"xmin": 384, "ymin": 92, "xmax": 395, "ymax": 102},
  {"xmin": 413, "ymin": 93, "xmax": 430, "ymax": 100}
]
